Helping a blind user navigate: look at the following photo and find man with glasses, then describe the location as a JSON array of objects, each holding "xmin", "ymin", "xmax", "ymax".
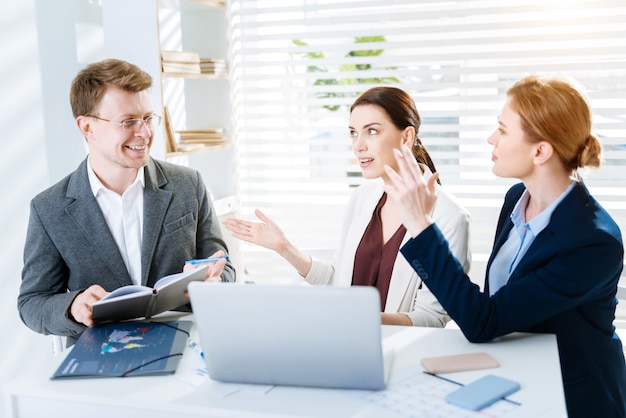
[{"xmin": 18, "ymin": 58, "xmax": 235, "ymax": 346}]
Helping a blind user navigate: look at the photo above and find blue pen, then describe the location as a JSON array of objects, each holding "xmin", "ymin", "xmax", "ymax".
[
  {"xmin": 185, "ymin": 255, "xmax": 229, "ymax": 265},
  {"xmin": 187, "ymin": 338, "xmax": 204, "ymax": 359}
]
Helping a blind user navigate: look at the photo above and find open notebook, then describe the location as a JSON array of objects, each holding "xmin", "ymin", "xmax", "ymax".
[{"xmin": 188, "ymin": 282, "xmax": 391, "ymax": 390}]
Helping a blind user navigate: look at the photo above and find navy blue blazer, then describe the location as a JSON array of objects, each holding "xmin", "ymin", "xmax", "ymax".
[{"xmin": 401, "ymin": 181, "xmax": 626, "ymax": 418}]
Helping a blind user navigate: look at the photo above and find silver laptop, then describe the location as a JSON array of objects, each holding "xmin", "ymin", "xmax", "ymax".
[{"xmin": 188, "ymin": 282, "xmax": 388, "ymax": 390}]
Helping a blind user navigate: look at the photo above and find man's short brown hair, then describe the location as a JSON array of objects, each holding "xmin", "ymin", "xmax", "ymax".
[{"xmin": 69, "ymin": 58, "xmax": 152, "ymax": 118}]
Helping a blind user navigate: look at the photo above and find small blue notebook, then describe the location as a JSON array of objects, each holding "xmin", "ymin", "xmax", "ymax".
[
  {"xmin": 51, "ymin": 320, "xmax": 191, "ymax": 379},
  {"xmin": 445, "ymin": 374, "xmax": 520, "ymax": 411}
]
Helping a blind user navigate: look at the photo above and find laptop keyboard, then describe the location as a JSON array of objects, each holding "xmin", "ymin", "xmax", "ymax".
[{"xmin": 361, "ymin": 371, "xmax": 523, "ymax": 417}]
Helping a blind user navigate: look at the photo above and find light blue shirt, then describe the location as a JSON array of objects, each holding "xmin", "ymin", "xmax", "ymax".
[{"xmin": 488, "ymin": 181, "xmax": 576, "ymax": 295}]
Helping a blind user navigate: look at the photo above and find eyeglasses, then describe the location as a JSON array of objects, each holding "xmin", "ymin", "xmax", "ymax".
[{"xmin": 87, "ymin": 114, "xmax": 162, "ymax": 132}]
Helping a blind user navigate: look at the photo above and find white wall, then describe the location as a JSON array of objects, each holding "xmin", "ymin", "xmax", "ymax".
[{"xmin": 0, "ymin": 1, "xmax": 57, "ymax": 413}]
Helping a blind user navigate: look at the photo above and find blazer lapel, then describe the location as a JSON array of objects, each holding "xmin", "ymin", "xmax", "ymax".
[
  {"xmin": 336, "ymin": 181, "xmax": 384, "ymax": 286},
  {"xmin": 350, "ymin": 180, "xmax": 414, "ymax": 313},
  {"xmin": 385, "ymin": 166, "xmax": 438, "ymax": 311},
  {"xmin": 508, "ymin": 181, "xmax": 588, "ymax": 281},
  {"xmin": 141, "ymin": 159, "xmax": 173, "ymax": 285},
  {"xmin": 65, "ymin": 159, "xmax": 130, "ymax": 287},
  {"xmin": 491, "ymin": 220, "xmax": 514, "ymax": 262},
  {"xmin": 484, "ymin": 183, "xmax": 524, "ymax": 294}
]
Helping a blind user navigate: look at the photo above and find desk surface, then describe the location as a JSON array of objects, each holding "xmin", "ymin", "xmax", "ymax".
[{"xmin": 4, "ymin": 321, "xmax": 566, "ymax": 418}]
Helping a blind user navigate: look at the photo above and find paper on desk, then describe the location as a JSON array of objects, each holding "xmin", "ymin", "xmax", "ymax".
[
  {"xmin": 185, "ymin": 377, "xmax": 274, "ymax": 398},
  {"xmin": 175, "ymin": 330, "xmax": 274, "ymax": 397},
  {"xmin": 344, "ymin": 365, "xmax": 548, "ymax": 418},
  {"xmin": 175, "ymin": 348, "xmax": 274, "ymax": 396}
]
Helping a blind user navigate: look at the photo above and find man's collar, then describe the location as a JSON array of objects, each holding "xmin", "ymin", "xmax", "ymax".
[{"xmin": 87, "ymin": 156, "xmax": 145, "ymax": 197}]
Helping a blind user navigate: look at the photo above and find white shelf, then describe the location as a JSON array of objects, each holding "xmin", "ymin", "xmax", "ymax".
[
  {"xmin": 162, "ymin": 72, "xmax": 228, "ymax": 79},
  {"xmin": 156, "ymin": 0, "xmax": 239, "ymax": 274}
]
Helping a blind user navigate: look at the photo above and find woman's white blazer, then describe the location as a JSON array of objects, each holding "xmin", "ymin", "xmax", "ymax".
[{"xmin": 305, "ymin": 171, "xmax": 471, "ymax": 327}]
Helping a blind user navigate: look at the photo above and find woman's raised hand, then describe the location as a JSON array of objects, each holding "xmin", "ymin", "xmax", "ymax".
[{"xmin": 384, "ymin": 145, "xmax": 438, "ymax": 237}]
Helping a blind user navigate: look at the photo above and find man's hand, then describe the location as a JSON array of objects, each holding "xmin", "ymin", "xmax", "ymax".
[
  {"xmin": 183, "ymin": 250, "xmax": 228, "ymax": 283},
  {"xmin": 69, "ymin": 285, "xmax": 108, "ymax": 327}
]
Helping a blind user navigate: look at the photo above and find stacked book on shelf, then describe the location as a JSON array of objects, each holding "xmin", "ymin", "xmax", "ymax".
[
  {"xmin": 163, "ymin": 107, "xmax": 226, "ymax": 154},
  {"xmin": 177, "ymin": 129, "xmax": 227, "ymax": 150},
  {"xmin": 161, "ymin": 50, "xmax": 228, "ymax": 77},
  {"xmin": 192, "ymin": 0, "xmax": 226, "ymax": 6},
  {"xmin": 200, "ymin": 58, "xmax": 228, "ymax": 77},
  {"xmin": 163, "ymin": 107, "xmax": 178, "ymax": 153},
  {"xmin": 161, "ymin": 50, "xmax": 201, "ymax": 75}
]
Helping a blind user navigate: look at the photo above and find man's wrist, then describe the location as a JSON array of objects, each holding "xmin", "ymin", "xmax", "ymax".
[{"xmin": 66, "ymin": 289, "xmax": 86, "ymax": 323}]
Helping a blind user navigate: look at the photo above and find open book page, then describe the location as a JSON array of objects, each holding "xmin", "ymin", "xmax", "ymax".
[
  {"xmin": 98, "ymin": 285, "xmax": 154, "ymax": 301},
  {"xmin": 151, "ymin": 265, "xmax": 209, "ymax": 316},
  {"xmin": 154, "ymin": 270, "xmax": 198, "ymax": 289}
]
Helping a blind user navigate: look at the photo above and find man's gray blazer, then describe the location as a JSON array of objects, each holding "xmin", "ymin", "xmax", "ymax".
[{"xmin": 18, "ymin": 157, "xmax": 235, "ymax": 341}]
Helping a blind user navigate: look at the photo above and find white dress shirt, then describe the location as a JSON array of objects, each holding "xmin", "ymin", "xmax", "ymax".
[{"xmin": 87, "ymin": 159, "xmax": 145, "ymax": 286}]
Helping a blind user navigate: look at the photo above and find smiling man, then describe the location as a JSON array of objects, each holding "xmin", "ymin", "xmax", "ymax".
[{"xmin": 18, "ymin": 59, "xmax": 235, "ymax": 346}]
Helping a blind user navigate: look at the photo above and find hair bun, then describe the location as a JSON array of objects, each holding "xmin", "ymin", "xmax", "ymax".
[{"xmin": 577, "ymin": 134, "xmax": 601, "ymax": 169}]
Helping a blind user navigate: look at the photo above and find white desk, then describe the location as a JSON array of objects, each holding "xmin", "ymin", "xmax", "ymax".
[{"xmin": 4, "ymin": 324, "xmax": 566, "ymax": 418}]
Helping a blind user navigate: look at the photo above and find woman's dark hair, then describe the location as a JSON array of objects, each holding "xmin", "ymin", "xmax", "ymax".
[{"xmin": 350, "ymin": 86, "xmax": 440, "ymax": 184}]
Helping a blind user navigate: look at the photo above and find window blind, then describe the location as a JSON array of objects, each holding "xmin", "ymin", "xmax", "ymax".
[{"xmin": 227, "ymin": 0, "xmax": 626, "ymax": 283}]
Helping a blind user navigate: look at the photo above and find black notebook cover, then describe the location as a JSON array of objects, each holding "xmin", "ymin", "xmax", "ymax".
[{"xmin": 51, "ymin": 320, "xmax": 192, "ymax": 379}]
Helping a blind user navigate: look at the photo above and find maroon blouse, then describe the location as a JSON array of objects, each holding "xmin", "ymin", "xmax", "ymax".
[{"xmin": 352, "ymin": 193, "xmax": 407, "ymax": 310}]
